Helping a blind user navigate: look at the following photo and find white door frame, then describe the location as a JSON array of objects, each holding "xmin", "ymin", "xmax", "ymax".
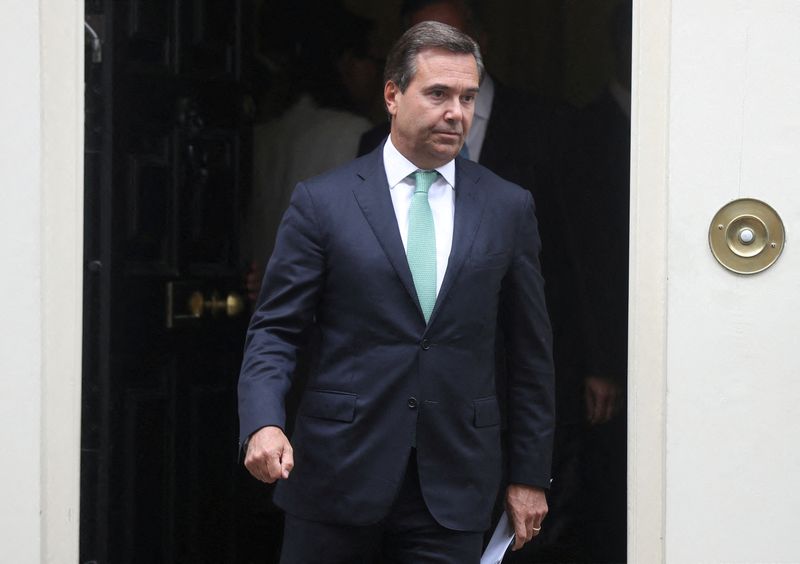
[
  {"xmin": 0, "ymin": 0, "xmax": 84, "ymax": 561},
  {"xmin": 39, "ymin": 0, "xmax": 85, "ymax": 561},
  {"xmin": 39, "ymin": 0, "xmax": 84, "ymax": 563},
  {"xmin": 628, "ymin": 0, "xmax": 670, "ymax": 562}
]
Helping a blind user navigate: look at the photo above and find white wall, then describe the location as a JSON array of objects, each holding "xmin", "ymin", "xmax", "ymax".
[
  {"xmin": 631, "ymin": 0, "xmax": 800, "ymax": 561},
  {"xmin": 665, "ymin": 0, "xmax": 800, "ymax": 561},
  {"xmin": 0, "ymin": 0, "xmax": 83, "ymax": 561}
]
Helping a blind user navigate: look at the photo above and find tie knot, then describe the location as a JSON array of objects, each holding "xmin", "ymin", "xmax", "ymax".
[{"xmin": 413, "ymin": 170, "xmax": 438, "ymax": 194}]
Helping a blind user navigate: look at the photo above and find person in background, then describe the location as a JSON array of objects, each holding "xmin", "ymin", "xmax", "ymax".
[
  {"xmin": 557, "ymin": 2, "xmax": 632, "ymax": 561},
  {"xmin": 245, "ymin": 1, "xmax": 381, "ymax": 302}
]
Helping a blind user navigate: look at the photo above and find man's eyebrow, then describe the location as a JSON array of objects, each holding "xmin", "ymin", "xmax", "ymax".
[{"xmin": 424, "ymin": 83, "xmax": 481, "ymax": 94}]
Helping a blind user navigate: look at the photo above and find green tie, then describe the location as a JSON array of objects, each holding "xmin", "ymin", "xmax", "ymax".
[{"xmin": 407, "ymin": 170, "xmax": 438, "ymax": 322}]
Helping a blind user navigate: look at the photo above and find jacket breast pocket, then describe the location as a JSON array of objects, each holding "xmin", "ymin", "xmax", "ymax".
[
  {"xmin": 473, "ymin": 396, "xmax": 501, "ymax": 428},
  {"xmin": 468, "ymin": 252, "xmax": 509, "ymax": 271},
  {"xmin": 300, "ymin": 389, "xmax": 357, "ymax": 423}
]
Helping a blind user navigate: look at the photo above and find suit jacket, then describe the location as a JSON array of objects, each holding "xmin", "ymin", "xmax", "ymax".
[{"xmin": 238, "ymin": 147, "xmax": 555, "ymax": 532}]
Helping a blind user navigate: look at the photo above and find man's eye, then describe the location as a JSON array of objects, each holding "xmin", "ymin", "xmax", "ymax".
[
  {"xmin": 461, "ymin": 95, "xmax": 475, "ymax": 104},
  {"xmin": 430, "ymin": 90, "xmax": 445, "ymax": 99}
]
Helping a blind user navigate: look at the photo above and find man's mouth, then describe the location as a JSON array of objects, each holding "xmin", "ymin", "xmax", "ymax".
[{"xmin": 433, "ymin": 130, "xmax": 462, "ymax": 139}]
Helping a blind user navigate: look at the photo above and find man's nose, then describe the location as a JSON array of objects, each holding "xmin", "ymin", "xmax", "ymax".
[{"xmin": 443, "ymin": 97, "xmax": 464, "ymax": 122}]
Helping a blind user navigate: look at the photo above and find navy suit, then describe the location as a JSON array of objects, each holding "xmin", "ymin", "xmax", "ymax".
[{"xmin": 238, "ymin": 146, "xmax": 555, "ymax": 534}]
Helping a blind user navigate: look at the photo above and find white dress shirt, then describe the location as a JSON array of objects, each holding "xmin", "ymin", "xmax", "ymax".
[{"xmin": 383, "ymin": 137, "xmax": 455, "ymax": 295}]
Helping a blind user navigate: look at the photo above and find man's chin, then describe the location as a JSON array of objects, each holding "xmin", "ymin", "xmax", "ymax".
[
  {"xmin": 434, "ymin": 140, "xmax": 462, "ymax": 155},
  {"xmin": 426, "ymin": 147, "xmax": 459, "ymax": 167}
]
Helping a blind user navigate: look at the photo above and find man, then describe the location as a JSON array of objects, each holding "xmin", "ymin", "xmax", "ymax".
[{"xmin": 239, "ymin": 21, "xmax": 555, "ymax": 563}]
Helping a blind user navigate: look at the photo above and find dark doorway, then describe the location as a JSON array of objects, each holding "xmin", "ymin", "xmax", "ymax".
[
  {"xmin": 81, "ymin": 1, "xmax": 629, "ymax": 562},
  {"xmin": 81, "ymin": 1, "xmax": 277, "ymax": 562}
]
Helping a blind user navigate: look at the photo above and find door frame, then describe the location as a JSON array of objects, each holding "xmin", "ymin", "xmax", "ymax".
[
  {"xmin": 37, "ymin": 0, "xmax": 670, "ymax": 561},
  {"xmin": 37, "ymin": 0, "xmax": 84, "ymax": 561},
  {"xmin": 628, "ymin": 1, "xmax": 670, "ymax": 562}
]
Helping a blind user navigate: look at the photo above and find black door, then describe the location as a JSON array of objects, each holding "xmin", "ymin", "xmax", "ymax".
[{"xmin": 81, "ymin": 1, "xmax": 280, "ymax": 562}]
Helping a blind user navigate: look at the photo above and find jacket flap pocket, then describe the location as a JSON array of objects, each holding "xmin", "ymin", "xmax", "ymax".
[
  {"xmin": 473, "ymin": 396, "xmax": 500, "ymax": 427},
  {"xmin": 301, "ymin": 390, "xmax": 357, "ymax": 422}
]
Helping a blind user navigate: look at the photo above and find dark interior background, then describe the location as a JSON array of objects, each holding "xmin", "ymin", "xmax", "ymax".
[{"xmin": 251, "ymin": 0, "xmax": 625, "ymax": 121}]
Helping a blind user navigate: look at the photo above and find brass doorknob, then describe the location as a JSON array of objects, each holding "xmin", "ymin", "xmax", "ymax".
[{"xmin": 188, "ymin": 291, "xmax": 245, "ymax": 318}]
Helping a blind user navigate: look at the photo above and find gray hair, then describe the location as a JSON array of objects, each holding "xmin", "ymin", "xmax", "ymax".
[{"xmin": 384, "ymin": 21, "xmax": 484, "ymax": 92}]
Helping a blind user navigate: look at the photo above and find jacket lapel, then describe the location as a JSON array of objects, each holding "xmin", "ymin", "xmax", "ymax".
[
  {"xmin": 352, "ymin": 150, "xmax": 422, "ymax": 313},
  {"xmin": 428, "ymin": 159, "xmax": 487, "ymax": 327}
]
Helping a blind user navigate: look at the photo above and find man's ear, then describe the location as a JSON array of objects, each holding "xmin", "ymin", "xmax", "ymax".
[{"xmin": 384, "ymin": 81, "xmax": 400, "ymax": 117}]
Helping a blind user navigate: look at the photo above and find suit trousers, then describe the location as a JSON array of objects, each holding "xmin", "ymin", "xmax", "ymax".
[{"xmin": 279, "ymin": 452, "xmax": 484, "ymax": 564}]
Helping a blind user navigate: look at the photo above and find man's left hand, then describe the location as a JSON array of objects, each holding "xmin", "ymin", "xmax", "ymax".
[{"xmin": 506, "ymin": 483, "xmax": 548, "ymax": 551}]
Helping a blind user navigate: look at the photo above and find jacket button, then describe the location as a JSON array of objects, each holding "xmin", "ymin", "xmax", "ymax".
[
  {"xmin": 421, "ymin": 339, "xmax": 431, "ymax": 350},
  {"xmin": 407, "ymin": 397, "xmax": 418, "ymax": 409}
]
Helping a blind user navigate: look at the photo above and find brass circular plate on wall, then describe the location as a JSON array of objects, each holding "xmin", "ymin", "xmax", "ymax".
[{"xmin": 709, "ymin": 198, "xmax": 785, "ymax": 274}]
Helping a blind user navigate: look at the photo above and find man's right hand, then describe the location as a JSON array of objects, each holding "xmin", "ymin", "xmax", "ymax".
[{"xmin": 244, "ymin": 426, "xmax": 294, "ymax": 483}]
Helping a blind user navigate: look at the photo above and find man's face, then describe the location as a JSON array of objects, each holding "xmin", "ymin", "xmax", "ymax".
[{"xmin": 385, "ymin": 48, "xmax": 479, "ymax": 170}]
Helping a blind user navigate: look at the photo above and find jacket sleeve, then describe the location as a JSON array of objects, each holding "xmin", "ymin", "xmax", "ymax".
[
  {"xmin": 237, "ymin": 182, "xmax": 326, "ymax": 446},
  {"xmin": 499, "ymin": 189, "xmax": 556, "ymax": 488}
]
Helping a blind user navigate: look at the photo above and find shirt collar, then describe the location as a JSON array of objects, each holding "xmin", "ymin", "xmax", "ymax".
[
  {"xmin": 475, "ymin": 74, "xmax": 495, "ymax": 121},
  {"xmin": 383, "ymin": 136, "xmax": 457, "ymax": 189}
]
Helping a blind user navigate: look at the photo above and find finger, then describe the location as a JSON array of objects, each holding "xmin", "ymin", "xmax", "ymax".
[
  {"xmin": 602, "ymin": 391, "xmax": 616, "ymax": 423},
  {"xmin": 598, "ymin": 385, "xmax": 619, "ymax": 423},
  {"xmin": 584, "ymin": 388, "xmax": 597, "ymax": 424},
  {"xmin": 522, "ymin": 515, "xmax": 535, "ymax": 547},
  {"xmin": 281, "ymin": 445, "xmax": 294, "ymax": 479},
  {"xmin": 512, "ymin": 528, "xmax": 526, "ymax": 550},
  {"xmin": 244, "ymin": 456, "xmax": 258, "ymax": 480},
  {"xmin": 265, "ymin": 449, "xmax": 284, "ymax": 483},
  {"xmin": 530, "ymin": 507, "xmax": 547, "ymax": 539},
  {"xmin": 595, "ymin": 394, "xmax": 610, "ymax": 424},
  {"xmin": 245, "ymin": 452, "xmax": 269, "ymax": 483},
  {"xmin": 510, "ymin": 513, "xmax": 528, "ymax": 551},
  {"xmin": 594, "ymin": 391, "xmax": 611, "ymax": 425}
]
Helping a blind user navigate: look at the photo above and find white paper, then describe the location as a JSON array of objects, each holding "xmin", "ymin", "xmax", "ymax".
[{"xmin": 480, "ymin": 511, "xmax": 515, "ymax": 564}]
